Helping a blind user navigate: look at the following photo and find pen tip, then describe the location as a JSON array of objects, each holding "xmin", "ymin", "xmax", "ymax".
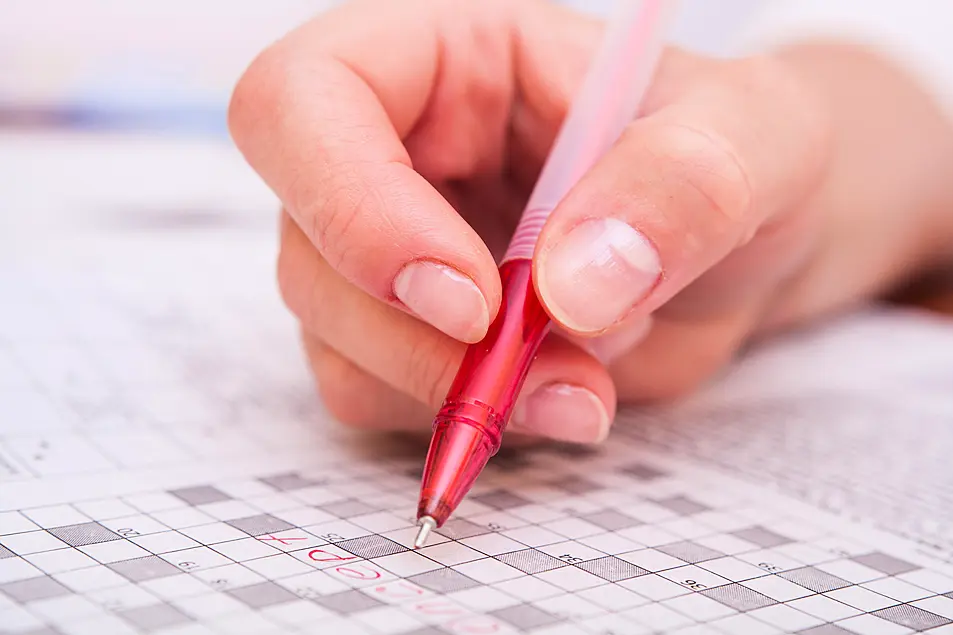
[{"xmin": 414, "ymin": 516, "xmax": 437, "ymax": 549}]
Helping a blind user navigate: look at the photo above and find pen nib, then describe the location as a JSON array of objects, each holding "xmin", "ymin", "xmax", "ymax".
[{"xmin": 414, "ymin": 516, "xmax": 437, "ymax": 549}]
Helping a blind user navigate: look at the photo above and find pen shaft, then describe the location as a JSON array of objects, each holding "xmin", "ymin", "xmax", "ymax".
[{"xmin": 503, "ymin": 0, "xmax": 675, "ymax": 263}]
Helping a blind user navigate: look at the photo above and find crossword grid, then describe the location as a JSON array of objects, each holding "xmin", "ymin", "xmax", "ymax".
[
  {"xmin": 3, "ymin": 453, "xmax": 953, "ymax": 635},
  {"xmin": 3, "ymin": 252, "xmax": 953, "ymax": 633}
]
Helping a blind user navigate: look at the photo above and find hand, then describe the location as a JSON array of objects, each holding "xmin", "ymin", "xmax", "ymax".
[{"xmin": 228, "ymin": 0, "xmax": 953, "ymax": 444}]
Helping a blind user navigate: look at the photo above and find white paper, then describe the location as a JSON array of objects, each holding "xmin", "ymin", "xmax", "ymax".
[{"xmin": 1, "ymin": 132, "xmax": 952, "ymax": 635}]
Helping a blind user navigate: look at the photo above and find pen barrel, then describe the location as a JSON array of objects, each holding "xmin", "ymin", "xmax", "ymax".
[
  {"xmin": 440, "ymin": 258, "xmax": 550, "ymax": 431},
  {"xmin": 416, "ymin": 259, "xmax": 550, "ymax": 526},
  {"xmin": 502, "ymin": 0, "xmax": 674, "ymax": 265}
]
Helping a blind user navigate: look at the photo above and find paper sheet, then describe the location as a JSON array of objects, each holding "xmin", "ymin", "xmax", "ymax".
[{"xmin": 1, "ymin": 132, "xmax": 952, "ymax": 635}]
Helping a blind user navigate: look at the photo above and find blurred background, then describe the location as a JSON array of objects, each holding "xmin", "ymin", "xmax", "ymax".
[{"xmin": 0, "ymin": 0, "xmax": 760, "ymax": 138}]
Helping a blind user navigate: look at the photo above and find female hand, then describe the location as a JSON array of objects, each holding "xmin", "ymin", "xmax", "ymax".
[{"xmin": 228, "ymin": 0, "xmax": 953, "ymax": 444}]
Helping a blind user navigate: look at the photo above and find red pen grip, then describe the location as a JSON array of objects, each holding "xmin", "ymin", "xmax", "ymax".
[{"xmin": 417, "ymin": 258, "xmax": 551, "ymax": 525}]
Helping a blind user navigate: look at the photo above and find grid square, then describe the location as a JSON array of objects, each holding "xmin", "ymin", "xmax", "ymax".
[
  {"xmin": 320, "ymin": 499, "xmax": 377, "ymax": 519},
  {"xmin": 435, "ymin": 519, "xmax": 491, "ymax": 541},
  {"xmin": 586, "ymin": 510, "xmax": 642, "ymax": 532},
  {"xmin": 620, "ymin": 463, "xmax": 666, "ymax": 481},
  {"xmin": 108, "ymin": 556, "xmax": 181, "ymax": 582},
  {"xmin": 167, "ymin": 486, "xmax": 232, "ymax": 506},
  {"xmin": 47, "ymin": 522, "xmax": 119, "ymax": 547},
  {"xmin": 0, "ymin": 545, "xmax": 15, "ymax": 559},
  {"xmin": 787, "ymin": 595, "xmax": 863, "ymax": 622},
  {"xmin": 654, "ymin": 496, "xmax": 709, "ymax": 516},
  {"xmin": 406, "ymin": 568, "xmax": 481, "ymax": 593},
  {"xmin": 0, "ymin": 531, "xmax": 68, "ymax": 556},
  {"xmin": 227, "ymin": 581, "xmax": 298, "ymax": 609},
  {"xmin": 259, "ymin": 473, "xmax": 319, "ymax": 491},
  {"xmin": 851, "ymin": 552, "xmax": 920, "ymax": 576},
  {"xmin": 313, "ymin": 589, "xmax": 384, "ymax": 615},
  {"xmin": 496, "ymin": 549, "xmax": 566, "ymax": 575},
  {"xmin": 416, "ymin": 542, "xmax": 484, "ymax": 567},
  {"xmin": 337, "ymin": 535, "xmax": 406, "ymax": 560},
  {"xmin": 0, "ymin": 576, "xmax": 71, "ymax": 603},
  {"xmin": 225, "ymin": 514, "xmax": 295, "ymax": 537},
  {"xmin": 656, "ymin": 540, "xmax": 725, "ymax": 564},
  {"xmin": 470, "ymin": 490, "xmax": 532, "ymax": 511},
  {"xmin": 780, "ymin": 566, "xmax": 851, "ymax": 593},
  {"xmin": 732, "ymin": 526, "xmax": 794, "ymax": 548},
  {"xmin": 575, "ymin": 556, "xmax": 648, "ymax": 582},
  {"xmin": 546, "ymin": 477, "xmax": 603, "ymax": 495},
  {"xmin": 871, "ymin": 603, "xmax": 951, "ymax": 629},
  {"xmin": 701, "ymin": 583, "xmax": 777, "ymax": 612},
  {"xmin": 490, "ymin": 604, "xmax": 562, "ymax": 630},
  {"xmin": 119, "ymin": 603, "xmax": 192, "ymax": 632}
]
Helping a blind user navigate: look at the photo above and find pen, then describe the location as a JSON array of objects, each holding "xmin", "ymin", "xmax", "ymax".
[{"xmin": 414, "ymin": 0, "xmax": 678, "ymax": 548}]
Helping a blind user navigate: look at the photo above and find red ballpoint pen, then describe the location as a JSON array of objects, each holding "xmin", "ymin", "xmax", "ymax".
[{"xmin": 414, "ymin": 0, "xmax": 677, "ymax": 547}]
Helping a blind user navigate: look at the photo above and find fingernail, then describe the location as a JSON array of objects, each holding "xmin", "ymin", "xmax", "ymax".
[
  {"xmin": 589, "ymin": 316, "xmax": 654, "ymax": 365},
  {"xmin": 394, "ymin": 261, "xmax": 489, "ymax": 343},
  {"xmin": 538, "ymin": 218, "xmax": 661, "ymax": 333},
  {"xmin": 513, "ymin": 383, "xmax": 609, "ymax": 444}
]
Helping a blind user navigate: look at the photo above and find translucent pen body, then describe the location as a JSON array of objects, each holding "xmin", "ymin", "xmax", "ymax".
[{"xmin": 417, "ymin": 0, "xmax": 679, "ymax": 530}]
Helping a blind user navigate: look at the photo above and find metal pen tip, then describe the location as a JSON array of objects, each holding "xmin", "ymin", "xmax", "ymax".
[{"xmin": 414, "ymin": 516, "xmax": 437, "ymax": 549}]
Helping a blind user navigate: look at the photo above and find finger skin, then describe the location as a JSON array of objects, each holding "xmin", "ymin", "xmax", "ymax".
[
  {"xmin": 534, "ymin": 51, "xmax": 830, "ymax": 334},
  {"xmin": 228, "ymin": 0, "xmax": 506, "ymax": 341},
  {"xmin": 279, "ymin": 213, "xmax": 617, "ymax": 442},
  {"xmin": 302, "ymin": 331, "xmax": 432, "ymax": 431}
]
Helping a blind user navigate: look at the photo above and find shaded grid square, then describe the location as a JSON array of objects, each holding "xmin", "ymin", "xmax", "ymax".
[
  {"xmin": 851, "ymin": 552, "xmax": 920, "ymax": 576},
  {"xmin": 0, "ymin": 544, "xmax": 15, "ymax": 559},
  {"xmin": 225, "ymin": 514, "xmax": 295, "ymax": 537},
  {"xmin": 780, "ymin": 566, "xmax": 851, "ymax": 593},
  {"xmin": 496, "ymin": 549, "xmax": 567, "ymax": 575},
  {"xmin": 796, "ymin": 626, "xmax": 853, "ymax": 635},
  {"xmin": 436, "ymin": 519, "xmax": 491, "ymax": 540},
  {"xmin": 470, "ymin": 490, "xmax": 532, "ymax": 510},
  {"xmin": 259, "ymin": 473, "xmax": 320, "ymax": 491},
  {"xmin": 621, "ymin": 463, "xmax": 666, "ymax": 481},
  {"xmin": 119, "ymin": 603, "xmax": 192, "ymax": 632},
  {"xmin": 337, "ymin": 535, "xmax": 407, "ymax": 559},
  {"xmin": 732, "ymin": 526, "xmax": 794, "ymax": 548},
  {"xmin": 546, "ymin": 477, "xmax": 603, "ymax": 495},
  {"xmin": 871, "ymin": 604, "xmax": 952, "ymax": 630},
  {"xmin": 490, "ymin": 604, "xmax": 562, "ymax": 630},
  {"xmin": 168, "ymin": 486, "xmax": 232, "ymax": 505},
  {"xmin": 576, "ymin": 556, "xmax": 648, "ymax": 582},
  {"xmin": 108, "ymin": 555, "xmax": 182, "ymax": 582},
  {"xmin": 321, "ymin": 499, "xmax": 377, "ymax": 519},
  {"xmin": 48, "ymin": 522, "xmax": 119, "ymax": 547},
  {"xmin": 586, "ymin": 510, "xmax": 642, "ymax": 531},
  {"xmin": 654, "ymin": 496, "xmax": 710, "ymax": 515},
  {"xmin": 700, "ymin": 583, "xmax": 778, "ymax": 612},
  {"xmin": 313, "ymin": 589, "xmax": 385, "ymax": 615},
  {"xmin": 0, "ymin": 576, "xmax": 72, "ymax": 603},
  {"xmin": 656, "ymin": 541, "xmax": 725, "ymax": 564},
  {"xmin": 227, "ymin": 581, "xmax": 299, "ymax": 609},
  {"xmin": 406, "ymin": 568, "xmax": 481, "ymax": 593}
]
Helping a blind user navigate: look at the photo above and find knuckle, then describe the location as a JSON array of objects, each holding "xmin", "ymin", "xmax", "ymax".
[
  {"xmin": 310, "ymin": 346, "xmax": 376, "ymax": 428},
  {"xmin": 276, "ymin": 224, "xmax": 331, "ymax": 330},
  {"xmin": 655, "ymin": 121, "xmax": 753, "ymax": 229},
  {"xmin": 405, "ymin": 334, "xmax": 460, "ymax": 409},
  {"xmin": 227, "ymin": 42, "xmax": 291, "ymax": 147},
  {"xmin": 307, "ymin": 165, "xmax": 376, "ymax": 271}
]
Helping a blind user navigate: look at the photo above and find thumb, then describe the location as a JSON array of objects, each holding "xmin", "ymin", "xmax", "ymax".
[{"xmin": 532, "ymin": 52, "xmax": 828, "ymax": 335}]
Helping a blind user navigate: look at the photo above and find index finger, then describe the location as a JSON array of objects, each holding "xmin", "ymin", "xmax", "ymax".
[{"xmin": 227, "ymin": 0, "xmax": 502, "ymax": 342}]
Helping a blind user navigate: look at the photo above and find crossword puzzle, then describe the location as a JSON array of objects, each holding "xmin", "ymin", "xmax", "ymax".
[
  {"xmin": 3, "ymin": 437, "xmax": 953, "ymax": 635},
  {"xmin": 2, "ymin": 187, "xmax": 952, "ymax": 634}
]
